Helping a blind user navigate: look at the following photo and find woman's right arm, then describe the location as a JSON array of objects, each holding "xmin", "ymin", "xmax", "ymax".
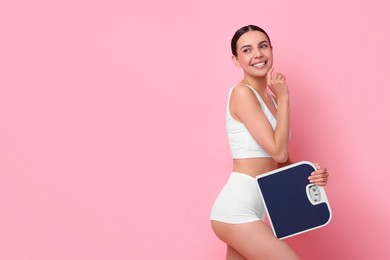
[
  {"xmin": 268, "ymin": 68, "xmax": 290, "ymax": 162},
  {"xmin": 230, "ymin": 69, "xmax": 290, "ymax": 162}
]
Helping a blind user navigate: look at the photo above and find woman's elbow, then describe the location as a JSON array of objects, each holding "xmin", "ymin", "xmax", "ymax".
[{"xmin": 271, "ymin": 151, "xmax": 289, "ymax": 163}]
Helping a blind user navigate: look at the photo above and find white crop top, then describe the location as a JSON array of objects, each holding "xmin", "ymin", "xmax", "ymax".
[{"xmin": 226, "ymin": 85, "xmax": 277, "ymax": 159}]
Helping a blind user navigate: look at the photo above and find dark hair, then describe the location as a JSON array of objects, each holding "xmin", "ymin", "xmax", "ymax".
[{"xmin": 231, "ymin": 25, "xmax": 272, "ymax": 56}]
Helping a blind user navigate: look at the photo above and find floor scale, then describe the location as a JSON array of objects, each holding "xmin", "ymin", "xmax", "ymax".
[{"xmin": 256, "ymin": 161, "xmax": 332, "ymax": 239}]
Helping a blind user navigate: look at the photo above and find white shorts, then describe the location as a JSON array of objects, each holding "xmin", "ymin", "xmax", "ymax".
[{"xmin": 210, "ymin": 172, "xmax": 265, "ymax": 224}]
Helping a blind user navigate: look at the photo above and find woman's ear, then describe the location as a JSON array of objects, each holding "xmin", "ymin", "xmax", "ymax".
[{"xmin": 232, "ymin": 55, "xmax": 242, "ymax": 69}]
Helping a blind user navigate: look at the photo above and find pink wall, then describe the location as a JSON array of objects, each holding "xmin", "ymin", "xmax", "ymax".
[{"xmin": 1, "ymin": 0, "xmax": 389, "ymax": 259}]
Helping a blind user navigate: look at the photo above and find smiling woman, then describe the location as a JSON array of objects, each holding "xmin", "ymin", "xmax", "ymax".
[{"xmin": 210, "ymin": 25, "xmax": 329, "ymax": 259}]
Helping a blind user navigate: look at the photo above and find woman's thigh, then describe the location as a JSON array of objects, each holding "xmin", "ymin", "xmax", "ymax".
[
  {"xmin": 226, "ymin": 245, "xmax": 246, "ymax": 260},
  {"xmin": 211, "ymin": 220, "xmax": 300, "ymax": 260}
]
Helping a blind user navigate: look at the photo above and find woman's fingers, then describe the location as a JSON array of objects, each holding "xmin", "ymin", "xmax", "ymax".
[
  {"xmin": 267, "ymin": 67, "xmax": 274, "ymax": 86},
  {"xmin": 267, "ymin": 69, "xmax": 285, "ymax": 85},
  {"xmin": 308, "ymin": 163, "xmax": 329, "ymax": 186},
  {"xmin": 267, "ymin": 68, "xmax": 289, "ymax": 98},
  {"xmin": 275, "ymin": 72, "xmax": 285, "ymax": 82}
]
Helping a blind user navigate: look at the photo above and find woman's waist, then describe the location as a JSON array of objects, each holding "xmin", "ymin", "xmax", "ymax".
[{"xmin": 232, "ymin": 158, "xmax": 278, "ymax": 177}]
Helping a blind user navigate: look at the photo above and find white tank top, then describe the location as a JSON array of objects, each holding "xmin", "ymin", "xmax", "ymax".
[{"xmin": 226, "ymin": 85, "xmax": 277, "ymax": 159}]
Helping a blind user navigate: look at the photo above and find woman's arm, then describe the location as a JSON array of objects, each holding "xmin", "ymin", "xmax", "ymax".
[
  {"xmin": 230, "ymin": 69, "xmax": 290, "ymax": 162},
  {"xmin": 278, "ymin": 156, "xmax": 293, "ymax": 168}
]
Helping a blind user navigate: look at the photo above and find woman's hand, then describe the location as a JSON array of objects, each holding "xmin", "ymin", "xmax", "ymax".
[
  {"xmin": 266, "ymin": 68, "xmax": 289, "ymax": 99},
  {"xmin": 308, "ymin": 163, "xmax": 329, "ymax": 186}
]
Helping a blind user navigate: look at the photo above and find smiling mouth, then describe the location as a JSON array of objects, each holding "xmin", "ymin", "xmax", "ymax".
[{"xmin": 252, "ymin": 61, "xmax": 268, "ymax": 68}]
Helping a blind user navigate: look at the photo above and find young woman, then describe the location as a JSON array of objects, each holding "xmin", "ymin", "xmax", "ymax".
[{"xmin": 210, "ymin": 25, "xmax": 329, "ymax": 259}]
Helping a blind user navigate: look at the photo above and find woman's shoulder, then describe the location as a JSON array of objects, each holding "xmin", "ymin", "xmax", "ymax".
[{"xmin": 231, "ymin": 84, "xmax": 256, "ymax": 98}]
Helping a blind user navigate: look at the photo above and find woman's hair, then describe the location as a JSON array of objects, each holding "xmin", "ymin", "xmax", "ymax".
[{"xmin": 231, "ymin": 25, "xmax": 272, "ymax": 56}]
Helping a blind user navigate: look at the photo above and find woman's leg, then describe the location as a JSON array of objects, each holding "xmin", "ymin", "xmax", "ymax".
[
  {"xmin": 211, "ymin": 220, "xmax": 299, "ymax": 260},
  {"xmin": 226, "ymin": 245, "xmax": 246, "ymax": 260}
]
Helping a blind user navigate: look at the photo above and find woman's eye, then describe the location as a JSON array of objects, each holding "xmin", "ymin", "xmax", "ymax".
[
  {"xmin": 243, "ymin": 48, "xmax": 251, "ymax": 53},
  {"xmin": 260, "ymin": 44, "xmax": 268, "ymax": 49}
]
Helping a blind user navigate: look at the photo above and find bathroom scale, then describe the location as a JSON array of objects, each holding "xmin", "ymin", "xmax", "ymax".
[{"xmin": 256, "ymin": 161, "xmax": 332, "ymax": 239}]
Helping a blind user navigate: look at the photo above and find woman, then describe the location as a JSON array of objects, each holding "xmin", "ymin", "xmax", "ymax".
[{"xmin": 210, "ymin": 25, "xmax": 329, "ymax": 259}]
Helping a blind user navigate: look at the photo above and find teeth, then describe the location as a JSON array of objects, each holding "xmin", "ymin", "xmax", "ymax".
[{"xmin": 253, "ymin": 62, "xmax": 265, "ymax": 67}]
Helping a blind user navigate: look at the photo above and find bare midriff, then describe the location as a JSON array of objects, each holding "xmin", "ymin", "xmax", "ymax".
[{"xmin": 233, "ymin": 157, "xmax": 279, "ymax": 178}]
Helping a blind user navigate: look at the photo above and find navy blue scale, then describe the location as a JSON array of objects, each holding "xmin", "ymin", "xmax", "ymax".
[{"xmin": 256, "ymin": 161, "xmax": 332, "ymax": 239}]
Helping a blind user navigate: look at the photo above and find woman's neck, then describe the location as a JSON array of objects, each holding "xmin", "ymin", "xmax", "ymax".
[{"xmin": 242, "ymin": 75, "xmax": 268, "ymax": 97}]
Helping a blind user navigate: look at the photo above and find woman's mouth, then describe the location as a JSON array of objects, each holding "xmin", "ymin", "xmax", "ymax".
[{"xmin": 252, "ymin": 61, "xmax": 268, "ymax": 68}]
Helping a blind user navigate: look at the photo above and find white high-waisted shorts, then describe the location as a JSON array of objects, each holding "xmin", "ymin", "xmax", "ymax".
[{"xmin": 210, "ymin": 172, "xmax": 265, "ymax": 224}]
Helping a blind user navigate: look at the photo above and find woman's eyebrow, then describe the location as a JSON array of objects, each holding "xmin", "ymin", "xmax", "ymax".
[
  {"xmin": 240, "ymin": 40, "xmax": 268, "ymax": 50},
  {"xmin": 258, "ymin": 40, "xmax": 268, "ymax": 45},
  {"xmin": 240, "ymin": 45, "xmax": 252, "ymax": 50}
]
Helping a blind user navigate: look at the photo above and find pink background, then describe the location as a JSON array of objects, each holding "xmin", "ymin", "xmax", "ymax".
[{"xmin": 1, "ymin": 0, "xmax": 389, "ymax": 259}]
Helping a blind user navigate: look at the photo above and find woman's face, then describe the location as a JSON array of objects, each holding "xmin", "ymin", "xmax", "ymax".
[{"xmin": 232, "ymin": 30, "xmax": 273, "ymax": 78}]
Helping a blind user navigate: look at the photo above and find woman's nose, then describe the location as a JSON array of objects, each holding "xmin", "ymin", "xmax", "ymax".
[{"xmin": 253, "ymin": 48, "xmax": 262, "ymax": 58}]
